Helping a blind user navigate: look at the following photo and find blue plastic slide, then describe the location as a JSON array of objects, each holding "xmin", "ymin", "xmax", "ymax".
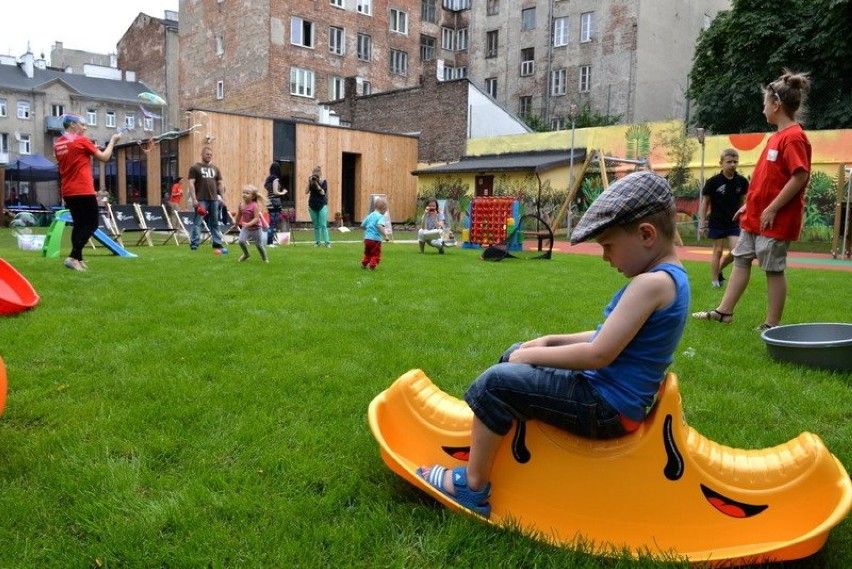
[{"xmin": 54, "ymin": 211, "xmax": 138, "ymax": 258}]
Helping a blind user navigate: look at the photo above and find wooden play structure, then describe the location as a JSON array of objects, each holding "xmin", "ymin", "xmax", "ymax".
[
  {"xmin": 832, "ymin": 164, "xmax": 852, "ymax": 259},
  {"xmin": 369, "ymin": 369, "xmax": 852, "ymax": 566}
]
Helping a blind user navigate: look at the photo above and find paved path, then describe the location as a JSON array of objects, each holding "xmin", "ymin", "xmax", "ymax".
[{"xmin": 553, "ymin": 242, "xmax": 852, "ymax": 272}]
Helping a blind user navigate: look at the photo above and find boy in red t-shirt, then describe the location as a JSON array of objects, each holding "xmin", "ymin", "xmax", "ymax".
[{"xmin": 694, "ymin": 70, "xmax": 811, "ymax": 330}]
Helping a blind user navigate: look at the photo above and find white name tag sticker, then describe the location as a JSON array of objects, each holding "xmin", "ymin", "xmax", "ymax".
[{"xmin": 767, "ymin": 149, "xmax": 779, "ymax": 162}]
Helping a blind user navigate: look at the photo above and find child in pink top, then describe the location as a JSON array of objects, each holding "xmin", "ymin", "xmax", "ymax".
[{"xmin": 236, "ymin": 184, "xmax": 269, "ymax": 262}]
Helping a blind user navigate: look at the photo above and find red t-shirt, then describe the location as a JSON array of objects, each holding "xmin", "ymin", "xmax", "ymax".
[
  {"xmin": 54, "ymin": 133, "xmax": 98, "ymax": 198},
  {"xmin": 740, "ymin": 124, "xmax": 811, "ymax": 241},
  {"xmin": 169, "ymin": 182, "xmax": 183, "ymax": 204}
]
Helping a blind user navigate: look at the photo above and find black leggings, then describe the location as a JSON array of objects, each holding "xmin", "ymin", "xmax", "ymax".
[{"xmin": 64, "ymin": 195, "xmax": 99, "ymax": 261}]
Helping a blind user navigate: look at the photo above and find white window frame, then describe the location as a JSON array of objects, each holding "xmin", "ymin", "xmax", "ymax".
[
  {"xmin": 579, "ymin": 64, "xmax": 591, "ymax": 92},
  {"xmin": 291, "ymin": 16, "xmax": 315, "ymax": 48},
  {"xmin": 486, "ymin": 0, "xmax": 499, "ymax": 16},
  {"xmin": 125, "ymin": 113, "xmax": 136, "ymax": 129},
  {"xmin": 551, "ymin": 118, "xmax": 565, "ymax": 130},
  {"xmin": 0, "ymin": 98, "xmax": 6, "ymax": 117},
  {"xmin": 329, "ymin": 26, "xmax": 345, "ymax": 55},
  {"xmin": 17, "ymin": 101, "xmax": 30, "ymax": 120},
  {"xmin": 143, "ymin": 117, "xmax": 154, "ymax": 131},
  {"xmin": 485, "ymin": 77, "xmax": 497, "ymax": 98},
  {"xmin": 329, "ymin": 76, "xmax": 345, "ymax": 100},
  {"xmin": 553, "ymin": 17, "xmax": 568, "ymax": 47},
  {"xmin": 106, "ymin": 111, "xmax": 116, "ymax": 128},
  {"xmin": 357, "ymin": 0, "xmax": 372, "ymax": 16},
  {"xmin": 330, "ymin": 0, "xmax": 344, "ymax": 7},
  {"xmin": 441, "ymin": 27, "xmax": 454, "ymax": 50},
  {"xmin": 216, "ymin": 80, "xmax": 224, "ymax": 100},
  {"xmin": 421, "ymin": 35, "xmax": 436, "ymax": 61},
  {"xmin": 18, "ymin": 133, "xmax": 31, "ymax": 155},
  {"xmin": 456, "ymin": 28, "xmax": 468, "ymax": 50},
  {"xmin": 551, "ymin": 69, "xmax": 567, "ymax": 95},
  {"xmin": 216, "ymin": 34, "xmax": 224, "ymax": 56},
  {"xmin": 422, "ymin": 0, "xmax": 437, "ymax": 23},
  {"xmin": 290, "ymin": 67, "xmax": 315, "ymax": 98},
  {"xmin": 521, "ymin": 7, "xmax": 536, "ymax": 30},
  {"xmin": 357, "ymin": 33, "xmax": 372, "ymax": 61},
  {"xmin": 455, "ymin": 66, "xmax": 467, "ymax": 78},
  {"xmin": 0, "ymin": 132, "xmax": 9, "ymax": 154},
  {"xmin": 51, "ymin": 104, "xmax": 64, "ymax": 117},
  {"xmin": 86, "ymin": 109, "xmax": 97, "ymax": 125},
  {"xmin": 389, "ymin": 49, "xmax": 408, "ymax": 76},
  {"xmin": 360, "ymin": 78, "xmax": 372, "ymax": 95},
  {"xmin": 390, "ymin": 9, "xmax": 408, "ymax": 34},
  {"xmin": 520, "ymin": 48, "xmax": 534, "ymax": 76},
  {"xmin": 443, "ymin": 65, "xmax": 455, "ymax": 81},
  {"xmin": 580, "ymin": 12, "xmax": 594, "ymax": 42},
  {"xmin": 486, "ymin": 30, "xmax": 498, "ymax": 58}
]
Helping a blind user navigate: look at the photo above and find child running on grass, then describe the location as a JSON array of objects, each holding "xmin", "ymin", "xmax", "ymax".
[
  {"xmin": 416, "ymin": 171, "xmax": 690, "ymax": 517},
  {"xmin": 236, "ymin": 184, "xmax": 268, "ymax": 263},
  {"xmin": 361, "ymin": 197, "xmax": 390, "ymax": 270}
]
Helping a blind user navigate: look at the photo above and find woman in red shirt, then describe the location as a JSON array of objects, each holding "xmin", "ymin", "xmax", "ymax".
[
  {"xmin": 53, "ymin": 114, "xmax": 122, "ymax": 271},
  {"xmin": 694, "ymin": 70, "xmax": 811, "ymax": 330}
]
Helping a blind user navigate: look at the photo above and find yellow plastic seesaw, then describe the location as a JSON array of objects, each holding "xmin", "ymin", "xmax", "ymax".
[{"xmin": 368, "ymin": 369, "xmax": 852, "ymax": 566}]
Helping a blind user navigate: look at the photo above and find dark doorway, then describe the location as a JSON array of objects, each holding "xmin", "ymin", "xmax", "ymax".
[
  {"xmin": 475, "ymin": 175, "xmax": 494, "ymax": 197},
  {"xmin": 342, "ymin": 152, "xmax": 359, "ymax": 224}
]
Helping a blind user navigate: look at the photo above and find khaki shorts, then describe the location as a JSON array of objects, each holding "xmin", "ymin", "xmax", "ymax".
[{"xmin": 732, "ymin": 230, "xmax": 789, "ymax": 272}]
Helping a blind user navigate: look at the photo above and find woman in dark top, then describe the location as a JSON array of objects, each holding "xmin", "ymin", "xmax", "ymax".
[
  {"xmin": 264, "ymin": 162, "xmax": 287, "ymax": 245},
  {"xmin": 306, "ymin": 165, "xmax": 330, "ymax": 247}
]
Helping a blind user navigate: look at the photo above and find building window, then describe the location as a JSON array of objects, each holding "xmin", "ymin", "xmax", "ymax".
[
  {"xmin": 144, "ymin": 117, "xmax": 154, "ymax": 131},
  {"xmin": 421, "ymin": 35, "xmax": 436, "ymax": 61},
  {"xmin": 520, "ymin": 48, "xmax": 534, "ymax": 76},
  {"xmin": 580, "ymin": 12, "xmax": 594, "ymax": 42},
  {"xmin": 521, "ymin": 7, "xmax": 536, "ymax": 30},
  {"xmin": 422, "ymin": 0, "xmax": 437, "ymax": 23},
  {"xmin": 329, "ymin": 76, "xmax": 345, "ymax": 100},
  {"xmin": 551, "ymin": 118, "xmax": 565, "ymax": 130},
  {"xmin": 290, "ymin": 67, "xmax": 315, "ymax": 97},
  {"xmin": 357, "ymin": 0, "xmax": 372, "ymax": 15},
  {"xmin": 579, "ymin": 64, "xmax": 591, "ymax": 92},
  {"xmin": 330, "ymin": 0, "xmax": 344, "ymax": 7},
  {"xmin": 443, "ymin": 65, "xmax": 455, "ymax": 81},
  {"xmin": 329, "ymin": 26, "xmax": 345, "ymax": 55},
  {"xmin": 17, "ymin": 101, "xmax": 30, "ymax": 120},
  {"xmin": 361, "ymin": 79, "xmax": 372, "ymax": 95},
  {"xmin": 553, "ymin": 16, "xmax": 569, "ymax": 46},
  {"xmin": 51, "ymin": 104, "xmax": 65, "ymax": 117},
  {"xmin": 486, "ymin": 30, "xmax": 499, "ymax": 58},
  {"xmin": 0, "ymin": 98, "xmax": 6, "ymax": 117},
  {"xmin": 486, "ymin": 0, "xmax": 499, "ymax": 16},
  {"xmin": 18, "ymin": 133, "xmax": 31, "ymax": 155},
  {"xmin": 125, "ymin": 113, "xmax": 135, "ymax": 129},
  {"xmin": 390, "ymin": 49, "xmax": 408, "ymax": 75},
  {"xmin": 216, "ymin": 80, "xmax": 224, "ymax": 99},
  {"xmin": 291, "ymin": 16, "xmax": 315, "ymax": 48},
  {"xmin": 456, "ymin": 66, "xmax": 467, "ymax": 78},
  {"xmin": 390, "ymin": 9, "xmax": 408, "ymax": 34},
  {"xmin": 106, "ymin": 111, "xmax": 116, "ymax": 128},
  {"xmin": 456, "ymin": 28, "xmax": 468, "ymax": 50},
  {"xmin": 87, "ymin": 109, "xmax": 97, "ymax": 125},
  {"xmin": 441, "ymin": 27, "xmax": 454, "ymax": 50},
  {"xmin": 0, "ymin": 133, "xmax": 8, "ymax": 157},
  {"xmin": 519, "ymin": 96, "xmax": 532, "ymax": 117},
  {"xmin": 357, "ymin": 33, "xmax": 372, "ymax": 61},
  {"xmin": 550, "ymin": 68, "xmax": 567, "ymax": 95},
  {"xmin": 485, "ymin": 77, "xmax": 497, "ymax": 98},
  {"xmin": 216, "ymin": 34, "xmax": 224, "ymax": 55}
]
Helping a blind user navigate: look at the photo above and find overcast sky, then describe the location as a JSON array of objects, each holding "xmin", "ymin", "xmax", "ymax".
[{"xmin": 2, "ymin": 1, "xmax": 178, "ymax": 63}]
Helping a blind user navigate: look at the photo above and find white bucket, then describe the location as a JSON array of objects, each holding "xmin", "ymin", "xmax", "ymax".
[
  {"xmin": 16, "ymin": 234, "xmax": 46, "ymax": 251},
  {"xmin": 277, "ymin": 231, "xmax": 291, "ymax": 245}
]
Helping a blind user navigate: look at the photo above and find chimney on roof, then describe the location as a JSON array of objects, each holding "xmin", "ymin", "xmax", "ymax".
[{"xmin": 20, "ymin": 49, "xmax": 34, "ymax": 78}]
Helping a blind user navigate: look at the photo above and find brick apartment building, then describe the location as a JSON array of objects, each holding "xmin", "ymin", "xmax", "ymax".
[{"xmin": 177, "ymin": 0, "xmax": 473, "ymax": 121}]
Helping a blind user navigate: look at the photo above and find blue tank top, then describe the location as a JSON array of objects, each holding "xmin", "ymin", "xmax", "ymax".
[{"xmin": 585, "ymin": 263, "xmax": 691, "ymax": 422}]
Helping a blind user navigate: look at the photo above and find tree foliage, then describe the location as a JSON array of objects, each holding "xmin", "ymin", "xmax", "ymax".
[{"xmin": 689, "ymin": 0, "xmax": 852, "ymax": 133}]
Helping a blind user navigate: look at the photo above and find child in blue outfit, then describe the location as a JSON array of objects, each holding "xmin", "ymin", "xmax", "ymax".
[
  {"xmin": 361, "ymin": 197, "xmax": 389, "ymax": 270},
  {"xmin": 417, "ymin": 171, "xmax": 691, "ymax": 517}
]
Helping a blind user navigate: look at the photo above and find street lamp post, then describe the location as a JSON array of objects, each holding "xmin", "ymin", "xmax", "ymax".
[
  {"xmin": 696, "ymin": 127, "xmax": 706, "ymax": 189},
  {"xmin": 566, "ymin": 104, "xmax": 578, "ymax": 236}
]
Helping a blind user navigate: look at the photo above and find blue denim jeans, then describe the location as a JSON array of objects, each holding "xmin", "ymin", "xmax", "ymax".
[
  {"xmin": 464, "ymin": 343, "xmax": 626, "ymax": 440},
  {"xmin": 191, "ymin": 199, "xmax": 223, "ymax": 248}
]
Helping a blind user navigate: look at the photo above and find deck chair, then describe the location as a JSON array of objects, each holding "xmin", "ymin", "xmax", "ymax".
[
  {"xmin": 137, "ymin": 204, "xmax": 180, "ymax": 245},
  {"xmin": 107, "ymin": 203, "xmax": 151, "ymax": 246},
  {"xmin": 89, "ymin": 206, "xmax": 124, "ymax": 249},
  {"xmin": 172, "ymin": 210, "xmax": 211, "ymax": 246}
]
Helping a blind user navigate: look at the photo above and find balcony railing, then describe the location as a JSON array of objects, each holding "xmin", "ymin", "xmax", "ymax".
[{"xmin": 45, "ymin": 116, "xmax": 64, "ymax": 132}]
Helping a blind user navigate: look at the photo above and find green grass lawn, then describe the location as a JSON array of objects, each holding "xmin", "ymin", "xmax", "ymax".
[{"xmin": 0, "ymin": 227, "xmax": 849, "ymax": 568}]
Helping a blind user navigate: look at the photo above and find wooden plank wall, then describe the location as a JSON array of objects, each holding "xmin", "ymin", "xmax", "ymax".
[{"xmin": 295, "ymin": 123, "xmax": 419, "ymax": 223}]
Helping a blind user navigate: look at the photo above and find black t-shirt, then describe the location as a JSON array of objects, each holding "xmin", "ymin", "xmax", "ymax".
[{"xmin": 702, "ymin": 172, "xmax": 748, "ymax": 229}]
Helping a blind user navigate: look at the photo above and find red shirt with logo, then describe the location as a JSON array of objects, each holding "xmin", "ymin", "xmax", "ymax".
[
  {"xmin": 740, "ymin": 124, "xmax": 811, "ymax": 241},
  {"xmin": 54, "ymin": 133, "xmax": 98, "ymax": 198}
]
